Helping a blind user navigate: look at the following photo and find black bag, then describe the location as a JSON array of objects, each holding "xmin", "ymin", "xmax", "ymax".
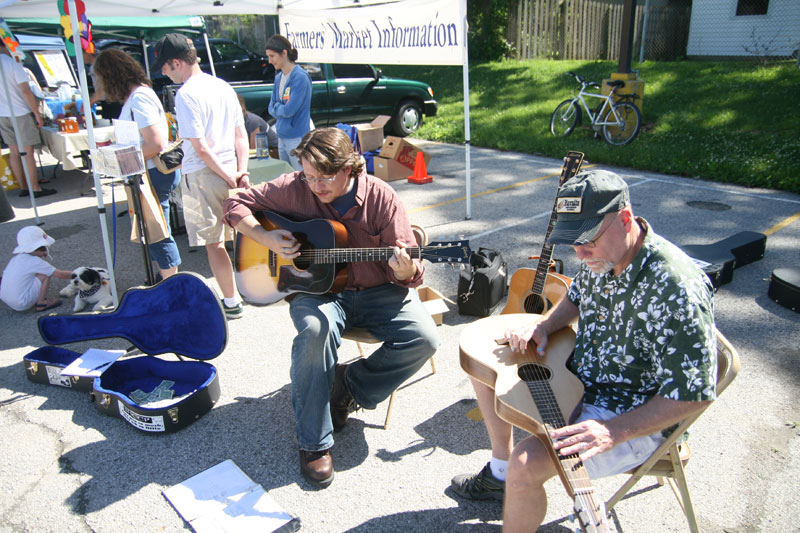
[
  {"xmin": 457, "ymin": 247, "xmax": 508, "ymax": 316},
  {"xmin": 155, "ymin": 138, "xmax": 184, "ymax": 174}
]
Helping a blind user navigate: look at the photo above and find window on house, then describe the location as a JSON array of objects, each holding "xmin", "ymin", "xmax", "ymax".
[{"xmin": 736, "ymin": 0, "xmax": 769, "ymax": 16}]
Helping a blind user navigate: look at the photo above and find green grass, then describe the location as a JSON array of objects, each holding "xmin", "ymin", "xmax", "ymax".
[{"xmin": 378, "ymin": 59, "xmax": 800, "ymax": 193}]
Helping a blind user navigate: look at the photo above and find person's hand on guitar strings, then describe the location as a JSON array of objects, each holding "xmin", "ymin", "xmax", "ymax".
[
  {"xmin": 388, "ymin": 240, "xmax": 417, "ymax": 281},
  {"xmin": 550, "ymin": 419, "xmax": 614, "ymax": 461},
  {"xmin": 263, "ymin": 228, "xmax": 300, "ymax": 259},
  {"xmin": 504, "ymin": 321, "xmax": 550, "ymax": 355}
]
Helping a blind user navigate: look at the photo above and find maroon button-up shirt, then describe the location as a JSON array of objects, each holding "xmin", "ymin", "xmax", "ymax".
[{"xmin": 222, "ymin": 169, "xmax": 424, "ymax": 290}]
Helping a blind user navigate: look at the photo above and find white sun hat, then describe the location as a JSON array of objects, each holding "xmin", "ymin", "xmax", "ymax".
[{"xmin": 13, "ymin": 226, "xmax": 56, "ymax": 254}]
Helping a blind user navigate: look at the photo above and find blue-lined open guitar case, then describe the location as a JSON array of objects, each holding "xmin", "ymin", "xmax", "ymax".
[{"xmin": 23, "ymin": 272, "xmax": 228, "ymax": 433}]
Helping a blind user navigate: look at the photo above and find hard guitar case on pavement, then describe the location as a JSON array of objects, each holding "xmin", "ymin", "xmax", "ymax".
[{"xmin": 24, "ymin": 272, "xmax": 228, "ymax": 433}]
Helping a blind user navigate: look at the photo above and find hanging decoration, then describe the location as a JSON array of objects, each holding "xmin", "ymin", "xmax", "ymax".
[
  {"xmin": 0, "ymin": 17, "xmax": 24, "ymax": 60},
  {"xmin": 57, "ymin": 0, "xmax": 93, "ymax": 56}
]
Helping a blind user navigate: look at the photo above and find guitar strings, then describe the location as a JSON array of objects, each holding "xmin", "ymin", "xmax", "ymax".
[
  {"xmin": 284, "ymin": 247, "xmax": 425, "ymax": 261},
  {"xmin": 521, "ymin": 348, "xmax": 606, "ymax": 529}
]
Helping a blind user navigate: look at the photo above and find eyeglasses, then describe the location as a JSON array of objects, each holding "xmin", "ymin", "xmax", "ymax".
[
  {"xmin": 572, "ymin": 215, "xmax": 615, "ymax": 249},
  {"xmin": 300, "ymin": 173, "xmax": 338, "ymax": 185}
]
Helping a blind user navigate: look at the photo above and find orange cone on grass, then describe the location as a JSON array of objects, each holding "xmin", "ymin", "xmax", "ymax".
[{"xmin": 408, "ymin": 152, "xmax": 433, "ymax": 184}]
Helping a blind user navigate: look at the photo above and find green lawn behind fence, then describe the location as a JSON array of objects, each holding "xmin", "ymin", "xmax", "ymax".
[{"xmin": 379, "ymin": 60, "xmax": 800, "ymax": 194}]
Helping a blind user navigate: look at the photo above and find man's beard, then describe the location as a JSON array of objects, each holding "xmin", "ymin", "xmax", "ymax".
[{"xmin": 583, "ymin": 259, "xmax": 615, "ymax": 274}]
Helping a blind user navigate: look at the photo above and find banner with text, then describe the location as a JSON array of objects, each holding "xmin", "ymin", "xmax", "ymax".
[{"xmin": 279, "ymin": 0, "xmax": 466, "ymax": 66}]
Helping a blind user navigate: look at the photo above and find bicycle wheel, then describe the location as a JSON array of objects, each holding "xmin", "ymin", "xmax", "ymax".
[
  {"xmin": 550, "ymin": 100, "xmax": 581, "ymax": 137},
  {"xmin": 602, "ymin": 102, "xmax": 641, "ymax": 145}
]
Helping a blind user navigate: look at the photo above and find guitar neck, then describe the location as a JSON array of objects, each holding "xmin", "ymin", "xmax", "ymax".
[
  {"xmin": 293, "ymin": 246, "xmax": 423, "ymax": 264},
  {"xmin": 525, "ymin": 373, "xmax": 611, "ymax": 532},
  {"xmin": 528, "ymin": 151, "xmax": 584, "ymax": 295},
  {"xmin": 526, "ymin": 378, "xmax": 594, "ymax": 495}
]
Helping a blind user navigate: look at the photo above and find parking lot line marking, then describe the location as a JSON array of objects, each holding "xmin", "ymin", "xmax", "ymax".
[
  {"xmin": 408, "ymin": 164, "xmax": 598, "ymax": 214},
  {"xmin": 764, "ymin": 210, "xmax": 800, "ymax": 236}
]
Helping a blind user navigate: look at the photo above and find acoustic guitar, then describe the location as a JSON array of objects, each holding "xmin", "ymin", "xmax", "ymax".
[
  {"xmin": 459, "ymin": 313, "xmax": 612, "ymax": 532},
  {"xmin": 234, "ymin": 210, "xmax": 471, "ymax": 305},
  {"xmin": 502, "ymin": 151, "xmax": 584, "ymax": 315}
]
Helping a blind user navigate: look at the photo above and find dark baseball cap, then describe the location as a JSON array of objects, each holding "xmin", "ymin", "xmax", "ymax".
[
  {"xmin": 153, "ymin": 33, "xmax": 193, "ymax": 71},
  {"xmin": 547, "ymin": 169, "xmax": 630, "ymax": 245}
]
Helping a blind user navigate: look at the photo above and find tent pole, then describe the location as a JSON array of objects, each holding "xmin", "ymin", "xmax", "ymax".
[
  {"xmin": 141, "ymin": 36, "xmax": 150, "ymax": 75},
  {"xmin": 463, "ymin": 14, "xmax": 471, "ymax": 220},
  {"xmin": 0, "ymin": 54, "xmax": 41, "ymax": 223},
  {"xmin": 68, "ymin": 0, "xmax": 119, "ymax": 307},
  {"xmin": 202, "ymin": 30, "xmax": 217, "ymax": 77}
]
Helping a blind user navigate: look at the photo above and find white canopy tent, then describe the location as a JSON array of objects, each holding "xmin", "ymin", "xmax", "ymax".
[{"xmin": 0, "ymin": 0, "xmax": 472, "ymax": 306}]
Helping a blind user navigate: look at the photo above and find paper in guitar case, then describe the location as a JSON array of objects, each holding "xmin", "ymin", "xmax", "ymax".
[
  {"xmin": 25, "ymin": 272, "xmax": 228, "ymax": 433},
  {"xmin": 458, "ymin": 247, "xmax": 508, "ymax": 317}
]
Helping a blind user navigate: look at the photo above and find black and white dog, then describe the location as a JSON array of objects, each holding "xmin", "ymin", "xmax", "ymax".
[{"xmin": 59, "ymin": 267, "xmax": 114, "ymax": 312}]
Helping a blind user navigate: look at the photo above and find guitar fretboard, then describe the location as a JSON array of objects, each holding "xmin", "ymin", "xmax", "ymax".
[
  {"xmin": 275, "ymin": 243, "xmax": 469, "ymax": 264},
  {"xmin": 521, "ymin": 362, "xmax": 610, "ymax": 531},
  {"xmin": 530, "ymin": 152, "xmax": 584, "ymax": 296}
]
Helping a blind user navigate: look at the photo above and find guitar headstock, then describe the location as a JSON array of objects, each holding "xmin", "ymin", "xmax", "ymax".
[
  {"xmin": 560, "ymin": 151, "xmax": 585, "ymax": 186},
  {"xmin": 421, "ymin": 240, "xmax": 472, "ymax": 264},
  {"xmin": 573, "ymin": 498, "xmax": 614, "ymax": 533}
]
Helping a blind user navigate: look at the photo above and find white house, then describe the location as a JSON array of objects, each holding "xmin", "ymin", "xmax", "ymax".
[{"xmin": 687, "ymin": 0, "xmax": 800, "ymax": 58}]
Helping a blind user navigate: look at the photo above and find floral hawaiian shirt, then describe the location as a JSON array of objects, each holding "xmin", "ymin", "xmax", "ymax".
[{"xmin": 567, "ymin": 218, "xmax": 717, "ymax": 417}]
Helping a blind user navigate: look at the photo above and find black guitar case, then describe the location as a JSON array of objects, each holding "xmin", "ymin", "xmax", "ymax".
[
  {"xmin": 23, "ymin": 272, "xmax": 228, "ymax": 433},
  {"xmin": 679, "ymin": 231, "xmax": 767, "ymax": 289},
  {"xmin": 768, "ymin": 267, "xmax": 800, "ymax": 313}
]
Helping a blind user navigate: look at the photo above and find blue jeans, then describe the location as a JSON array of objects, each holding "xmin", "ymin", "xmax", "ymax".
[
  {"xmin": 147, "ymin": 166, "xmax": 181, "ymax": 270},
  {"xmin": 288, "ymin": 283, "xmax": 439, "ymax": 451},
  {"xmin": 278, "ymin": 136, "xmax": 303, "ymax": 171}
]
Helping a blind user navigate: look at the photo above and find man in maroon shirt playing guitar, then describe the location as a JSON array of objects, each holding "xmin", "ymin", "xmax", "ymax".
[{"xmin": 223, "ymin": 128, "xmax": 439, "ymax": 487}]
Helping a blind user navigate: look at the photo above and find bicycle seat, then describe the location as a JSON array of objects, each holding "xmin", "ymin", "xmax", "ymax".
[{"xmin": 607, "ymin": 80, "xmax": 625, "ymax": 88}]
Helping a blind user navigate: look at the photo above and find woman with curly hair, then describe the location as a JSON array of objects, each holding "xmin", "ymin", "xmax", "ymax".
[{"xmin": 94, "ymin": 48, "xmax": 181, "ymax": 280}]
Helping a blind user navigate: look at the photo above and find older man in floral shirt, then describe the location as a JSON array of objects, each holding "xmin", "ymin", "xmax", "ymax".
[{"xmin": 452, "ymin": 170, "xmax": 717, "ymax": 531}]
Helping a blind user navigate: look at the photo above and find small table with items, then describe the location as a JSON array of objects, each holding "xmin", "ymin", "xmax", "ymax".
[
  {"xmin": 39, "ymin": 125, "xmax": 116, "ymax": 195},
  {"xmin": 39, "ymin": 125, "xmax": 115, "ymax": 172}
]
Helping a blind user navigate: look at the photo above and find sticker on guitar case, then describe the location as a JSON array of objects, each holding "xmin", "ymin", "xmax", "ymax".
[
  {"xmin": 47, "ymin": 365, "xmax": 72, "ymax": 388},
  {"xmin": 119, "ymin": 403, "xmax": 166, "ymax": 432}
]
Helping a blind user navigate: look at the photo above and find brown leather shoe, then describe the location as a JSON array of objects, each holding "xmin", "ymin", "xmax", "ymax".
[
  {"xmin": 330, "ymin": 363, "xmax": 357, "ymax": 432},
  {"xmin": 299, "ymin": 449, "xmax": 334, "ymax": 486}
]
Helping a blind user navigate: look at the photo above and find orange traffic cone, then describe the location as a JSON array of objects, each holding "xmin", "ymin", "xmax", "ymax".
[{"xmin": 408, "ymin": 152, "xmax": 433, "ymax": 184}]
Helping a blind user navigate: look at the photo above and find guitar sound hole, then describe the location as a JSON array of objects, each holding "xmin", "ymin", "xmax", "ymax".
[
  {"xmin": 293, "ymin": 247, "xmax": 312, "ymax": 270},
  {"xmin": 523, "ymin": 294, "xmax": 546, "ymax": 314},
  {"xmin": 518, "ymin": 363, "xmax": 551, "ymax": 383}
]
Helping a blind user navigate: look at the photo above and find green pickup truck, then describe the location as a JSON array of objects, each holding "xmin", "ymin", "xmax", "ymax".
[{"xmin": 165, "ymin": 62, "xmax": 437, "ymax": 137}]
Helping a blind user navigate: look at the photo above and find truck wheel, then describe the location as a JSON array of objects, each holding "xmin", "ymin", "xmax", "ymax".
[{"xmin": 391, "ymin": 100, "xmax": 423, "ymax": 137}]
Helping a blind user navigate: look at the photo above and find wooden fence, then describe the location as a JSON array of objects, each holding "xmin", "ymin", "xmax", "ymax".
[{"xmin": 511, "ymin": 0, "xmax": 646, "ymax": 61}]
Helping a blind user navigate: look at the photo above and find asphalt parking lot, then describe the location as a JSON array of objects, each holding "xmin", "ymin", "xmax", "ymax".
[{"xmin": 1, "ymin": 140, "xmax": 799, "ymax": 532}]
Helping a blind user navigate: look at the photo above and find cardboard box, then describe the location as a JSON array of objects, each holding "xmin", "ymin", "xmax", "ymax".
[
  {"xmin": 380, "ymin": 136, "xmax": 431, "ymax": 171},
  {"xmin": 373, "ymin": 155, "xmax": 412, "ymax": 182},
  {"xmin": 355, "ymin": 115, "xmax": 391, "ymax": 152},
  {"xmin": 417, "ymin": 285, "xmax": 449, "ymax": 326}
]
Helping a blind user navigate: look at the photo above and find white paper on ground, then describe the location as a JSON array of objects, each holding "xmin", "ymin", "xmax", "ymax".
[
  {"xmin": 59, "ymin": 348, "xmax": 126, "ymax": 377},
  {"xmin": 162, "ymin": 459, "xmax": 297, "ymax": 533}
]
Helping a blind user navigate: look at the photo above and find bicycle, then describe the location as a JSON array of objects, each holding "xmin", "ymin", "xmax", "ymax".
[{"xmin": 550, "ymin": 71, "xmax": 642, "ymax": 146}]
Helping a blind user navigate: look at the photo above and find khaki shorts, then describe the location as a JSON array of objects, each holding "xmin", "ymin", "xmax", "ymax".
[
  {"xmin": 0, "ymin": 114, "xmax": 41, "ymax": 147},
  {"xmin": 578, "ymin": 403, "xmax": 666, "ymax": 479},
  {"xmin": 180, "ymin": 166, "xmax": 235, "ymax": 247}
]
